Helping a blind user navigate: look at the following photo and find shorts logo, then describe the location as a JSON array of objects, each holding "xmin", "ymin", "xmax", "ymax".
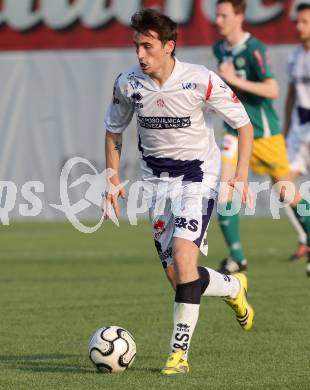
[
  {"xmin": 175, "ymin": 217, "xmax": 199, "ymax": 232},
  {"xmin": 153, "ymin": 220, "xmax": 166, "ymax": 239},
  {"xmin": 138, "ymin": 116, "xmax": 191, "ymax": 129},
  {"xmin": 161, "ymin": 247, "xmax": 172, "ymax": 261}
]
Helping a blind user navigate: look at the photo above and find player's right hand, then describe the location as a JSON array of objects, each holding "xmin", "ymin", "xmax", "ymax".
[{"xmin": 101, "ymin": 185, "xmax": 126, "ymax": 220}]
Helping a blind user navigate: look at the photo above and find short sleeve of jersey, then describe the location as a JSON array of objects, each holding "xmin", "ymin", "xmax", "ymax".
[
  {"xmin": 250, "ymin": 40, "xmax": 274, "ymax": 81},
  {"xmin": 205, "ymin": 71, "xmax": 250, "ymax": 129},
  {"xmin": 104, "ymin": 73, "xmax": 135, "ymax": 134},
  {"xmin": 287, "ymin": 48, "xmax": 297, "ymax": 84}
]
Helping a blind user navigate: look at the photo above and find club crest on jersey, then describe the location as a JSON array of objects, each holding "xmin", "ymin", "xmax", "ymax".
[
  {"xmin": 175, "ymin": 217, "xmax": 199, "ymax": 232},
  {"xmin": 157, "ymin": 98, "xmax": 165, "ymax": 108},
  {"xmin": 236, "ymin": 57, "xmax": 246, "ymax": 68},
  {"xmin": 182, "ymin": 82, "xmax": 197, "ymax": 90},
  {"xmin": 153, "ymin": 220, "xmax": 166, "ymax": 238}
]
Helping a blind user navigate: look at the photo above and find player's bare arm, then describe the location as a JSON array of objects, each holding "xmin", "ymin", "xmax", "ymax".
[
  {"xmin": 229, "ymin": 122, "xmax": 254, "ymax": 207},
  {"xmin": 219, "ymin": 62, "xmax": 278, "ymax": 99},
  {"xmin": 284, "ymin": 83, "xmax": 296, "ymax": 137},
  {"xmin": 104, "ymin": 130, "xmax": 126, "ymax": 218}
]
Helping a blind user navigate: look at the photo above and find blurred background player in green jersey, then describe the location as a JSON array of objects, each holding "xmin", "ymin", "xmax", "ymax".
[{"xmin": 213, "ymin": 0, "xmax": 310, "ymax": 276}]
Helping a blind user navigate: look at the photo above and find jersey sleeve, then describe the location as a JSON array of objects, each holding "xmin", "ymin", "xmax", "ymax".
[
  {"xmin": 250, "ymin": 41, "xmax": 274, "ymax": 81},
  {"xmin": 205, "ymin": 71, "xmax": 250, "ymax": 129},
  {"xmin": 104, "ymin": 73, "xmax": 135, "ymax": 134},
  {"xmin": 287, "ymin": 49, "xmax": 296, "ymax": 84}
]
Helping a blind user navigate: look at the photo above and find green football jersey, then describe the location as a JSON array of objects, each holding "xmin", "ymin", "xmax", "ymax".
[{"xmin": 213, "ymin": 33, "xmax": 281, "ymax": 139}]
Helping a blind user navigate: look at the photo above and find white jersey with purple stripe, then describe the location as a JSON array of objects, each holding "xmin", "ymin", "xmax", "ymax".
[
  {"xmin": 287, "ymin": 46, "xmax": 310, "ymax": 174},
  {"xmin": 288, "ymin": 46, "xmax": 310, "ymax": 131},
  {"xmin": 104, "ymin": 58, "xmax": 250, "ymax": 190}
]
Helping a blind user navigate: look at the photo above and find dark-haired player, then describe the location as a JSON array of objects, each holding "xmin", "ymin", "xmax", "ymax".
[{"xmin": 103, "ymin": 8, "xmax": 254, "ymax": 374}]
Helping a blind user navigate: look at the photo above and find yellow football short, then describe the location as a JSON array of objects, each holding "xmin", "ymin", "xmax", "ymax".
[{"xmin": 221, "ymin": 133, "xmax": 290, "ymax": 178}]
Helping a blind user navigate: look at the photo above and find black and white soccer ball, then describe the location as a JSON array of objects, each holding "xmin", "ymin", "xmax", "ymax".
[{"xmin": 88, "ymin": 326, "xmax": 136, "ymax": 373}]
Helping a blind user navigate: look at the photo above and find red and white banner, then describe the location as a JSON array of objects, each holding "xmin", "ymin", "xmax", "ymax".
[{"xmin": 0, "ymin": 0, "xmax": 301, "ymax": 51}]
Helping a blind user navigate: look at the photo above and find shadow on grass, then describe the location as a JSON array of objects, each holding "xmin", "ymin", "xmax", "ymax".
[
  {"xmin": 0, "ymin": 355, "xmax": 167, "ymax": 376},
  {"xmin": 130, "ymin": 367, "xmax": 160, "ymax": 374},
  {"xmin": 0, "ymin": 354, "xmax": 77, "ymax": 362},
  {"xmin": 0, "ymin": 354, "xmax": 94, "ymax": 374}
]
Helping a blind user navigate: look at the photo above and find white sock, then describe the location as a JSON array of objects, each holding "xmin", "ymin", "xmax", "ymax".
[
  {"xmin": 285, "ymin": 206, "xmax": 307, "ymax": 244},
  {"xmin": 170, "ymin": 302, "xmax": 200, "ymax": 360},
  {"xmin": 201, "ymin": 267, "xmax": 240, "ymax": 298}
]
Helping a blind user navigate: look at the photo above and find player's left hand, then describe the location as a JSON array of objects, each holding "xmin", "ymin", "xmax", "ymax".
[
  {"xmin": 219, "ymin": 62, "xmax": 238, "ymax": 86},
  {"xmin": 228, "ymin": 177, "xmax": 254, "ymax": 209}
]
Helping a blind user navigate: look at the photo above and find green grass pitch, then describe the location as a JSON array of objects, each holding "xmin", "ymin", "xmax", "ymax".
[{"xmin": 0, "ymin": 218, "xmax": 309, "ymax": 390}]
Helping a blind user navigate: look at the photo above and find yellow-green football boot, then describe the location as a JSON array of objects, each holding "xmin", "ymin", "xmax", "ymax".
[
  {"xmin": 224, "ymin": 272, "xmax": 254, "ymax": 331},
  {"xmin": 161, "ymin": 351, "xmax": 189, "ymax": 375}
]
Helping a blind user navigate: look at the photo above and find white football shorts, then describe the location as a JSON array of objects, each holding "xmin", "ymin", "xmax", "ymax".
[
  {"xmin": 287, "ymin": 123, "xmax": 310, "ymax": 175},
  {"xmin": 143, "ymin": 180, "xmax": 217, "ymax": 268}
]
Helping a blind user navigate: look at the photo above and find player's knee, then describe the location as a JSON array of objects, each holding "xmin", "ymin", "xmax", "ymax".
[
  {"xmin": 172, "ymin": 238, "xmax": 200, "ymax": 282},
  {"xmin": 175, "ymin": 279, "xmax": 201, "ymax": 304},
  {"xmin": 198, "ymin": 266, "xmax": 210, "ymax": 294}
]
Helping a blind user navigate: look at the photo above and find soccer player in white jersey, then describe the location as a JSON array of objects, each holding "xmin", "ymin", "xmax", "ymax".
[
  {"xmin": 285, "ymin": 2, "xmax": 310, "ymax": 276},
  {"xmin": 103, "ymin": 8, "xmax": 254, "ymax": 374}
]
